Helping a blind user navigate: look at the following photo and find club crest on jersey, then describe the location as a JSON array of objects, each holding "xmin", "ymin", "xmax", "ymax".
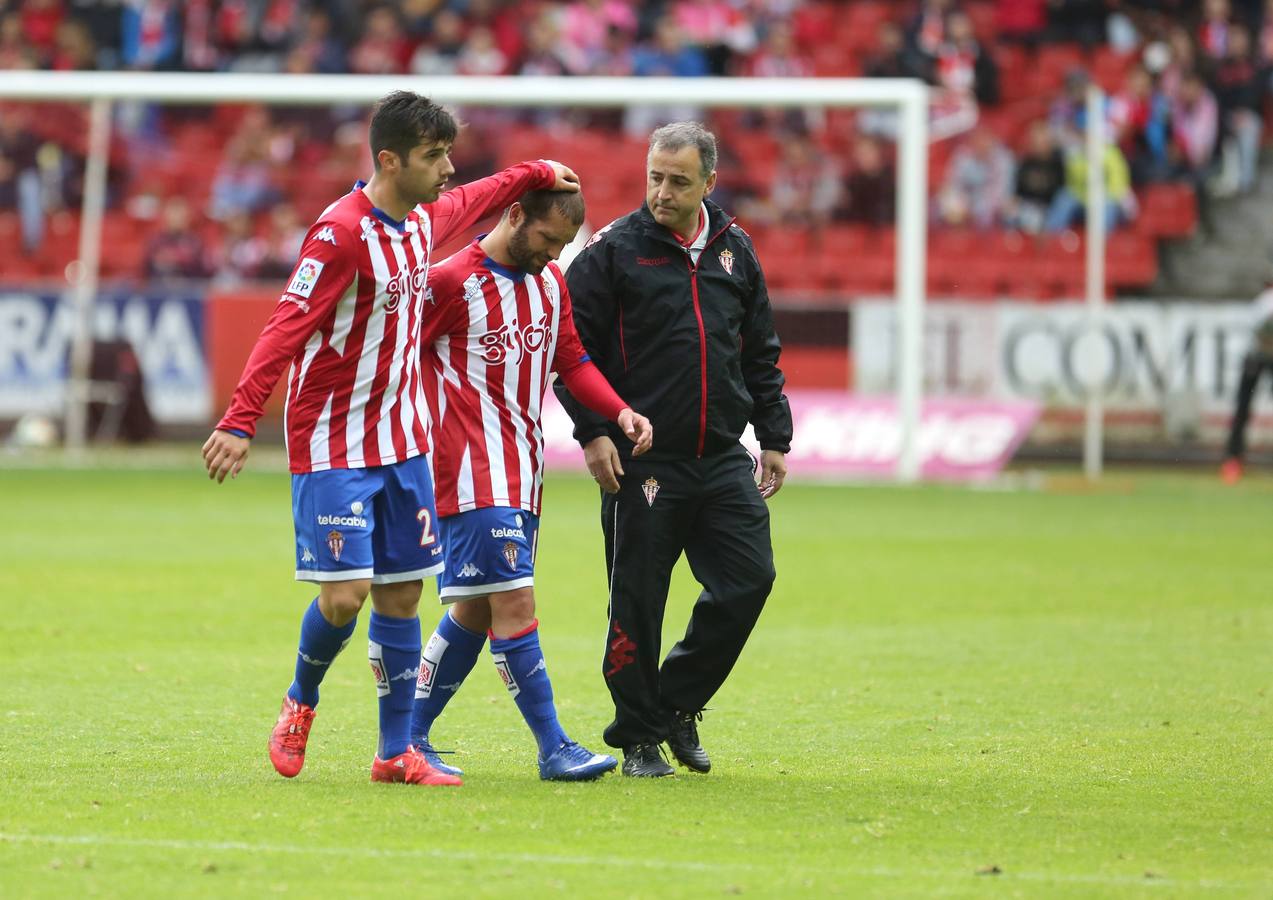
[
  {"xmin": 718, "ymin": 249, "xmax": 735, "ymax": 275},
  {"xmin": 642, "ymin": 477, "xmax": 661, "ymax": 506},
  {"xmin": 502, "ymin": 541, "xmax": 519, "ymax": 569},
  {"xmin": 289, "ymin": 258, "xmax": 325, "ymax": 298},
  {"xmin": 326, "ymin": 529, "xmax": 345, "ymax": 561},
  {"xmin": 315, "ymin": 226, "xmax": 338, "ymax": 245}
]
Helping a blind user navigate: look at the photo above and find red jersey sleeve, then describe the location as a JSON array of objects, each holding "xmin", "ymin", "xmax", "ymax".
[
  {"xmin": 215, "ymin": 221, "xmax": 358, "ymax": 437},
  {"xmin": 552, "ymin": 275, "xmax": 628, "ymax": 422},
  {"xmin": 425, "ymin": 161, "xmax": 555, "ymax": 248}
]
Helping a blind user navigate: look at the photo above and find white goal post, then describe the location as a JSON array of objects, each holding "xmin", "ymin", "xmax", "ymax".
[{"xmin": 2, "ymin": 71, "xmax": 930, "ymax": 481}]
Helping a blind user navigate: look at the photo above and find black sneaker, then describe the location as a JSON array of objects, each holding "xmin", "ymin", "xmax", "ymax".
[
  {"xmin": 667, "ymin": 711, "xmax": 711, "ymax": 773},
  {"xmin": 621, "ymin": 742, "xmax": 674, "ymax": 777}
]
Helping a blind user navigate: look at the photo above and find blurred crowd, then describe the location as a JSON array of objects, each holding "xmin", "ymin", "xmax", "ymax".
[{"xmin": 2, "ymin": 0, "xmax": 1273, "ymax": 282}]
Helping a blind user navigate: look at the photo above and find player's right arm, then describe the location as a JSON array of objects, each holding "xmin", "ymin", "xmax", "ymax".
[
  {"xmin": 203, "ymin": 221, "xmax": 358, "ymax": 482},
  {"xmin": 426, "ymin": 160, "xmax": 578, "ymax": 247}
]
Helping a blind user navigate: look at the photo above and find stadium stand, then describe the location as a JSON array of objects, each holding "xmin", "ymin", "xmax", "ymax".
[{"xmin": 0, "ymin": 0, "xmax": 1261, "ymax": 301}]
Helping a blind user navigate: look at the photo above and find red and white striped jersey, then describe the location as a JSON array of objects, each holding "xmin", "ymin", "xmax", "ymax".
[
  {"xmin": 422, "ymin": 241, "xmax": 625, "ymax": 517},
  {"xmin": 216, "ymin": 162, "xmax": 554, "ymax": 473}
]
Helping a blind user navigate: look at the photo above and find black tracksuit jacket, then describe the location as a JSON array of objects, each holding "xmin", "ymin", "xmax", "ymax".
[{"xmin": 554, "ymin": 200, "xmax": 793, "ymax": 460}]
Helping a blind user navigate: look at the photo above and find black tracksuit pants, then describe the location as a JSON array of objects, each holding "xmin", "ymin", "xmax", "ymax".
[
  {"xmin": 598, "ymin": 444, "xmax": 775, "ymax": 749},
  {"xmin": 1226, "ymin": 351, "xmax": 1272, "ymax": 459}
]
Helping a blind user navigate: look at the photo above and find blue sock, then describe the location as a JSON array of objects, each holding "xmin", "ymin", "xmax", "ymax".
[
  {"xmin": 287, "ymin": 598, "xmax": 357, "ymax": 708},
  {"xmin": 411, "ymin": 610, "xmax": 487, "ymax": 743},
  {"xmin": 367, "ymin": 612, "xmax": 421, "ymax": 760},
  {"xmin": 490, "ymin": 621, "xmax": 567, "ymax": 757}
]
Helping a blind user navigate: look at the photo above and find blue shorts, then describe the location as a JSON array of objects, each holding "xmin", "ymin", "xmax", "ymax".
[
  {"xmin": 436, "ymin": 506, "xmax": 539, "ymax": 603},
  {"xmin": 292, "ymin": 454, "xmax": 444, "ymax": 584}
]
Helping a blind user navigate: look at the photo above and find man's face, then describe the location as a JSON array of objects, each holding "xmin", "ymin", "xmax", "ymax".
[
  {"xmin": 507, "ymin": 205, "xmax": 580, "ymax": 275},
  {"xmin": 387, "ymin": 138, "xmax": 455, "ymax": 206},
  {"xmin": 646, "ymin": 145, "xmax": 715, "ymax": 237}
]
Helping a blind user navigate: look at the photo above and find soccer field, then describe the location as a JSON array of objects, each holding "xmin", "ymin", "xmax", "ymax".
[{"xmin": 1, "ymin": 455, "xmax": 1270, "ymax": 897}]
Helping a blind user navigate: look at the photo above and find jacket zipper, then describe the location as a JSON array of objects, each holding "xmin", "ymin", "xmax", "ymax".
[
  {"xmin": 683, "ymin": 218, "xmax": 736, "ymax": 458},
  {"xmin": 687, "ymin": 257, "xmax": 708, "ymax": 457}
]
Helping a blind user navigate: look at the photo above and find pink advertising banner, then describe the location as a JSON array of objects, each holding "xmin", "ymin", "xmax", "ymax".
[{"xmin": 540, "ymin": 390, "xmax": 1041, "ymax": 482}]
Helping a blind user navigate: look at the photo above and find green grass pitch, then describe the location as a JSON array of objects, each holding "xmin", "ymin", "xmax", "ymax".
[{"xmin": 1, "ymin": 454, "xmax": 1270, "ymax": 897}]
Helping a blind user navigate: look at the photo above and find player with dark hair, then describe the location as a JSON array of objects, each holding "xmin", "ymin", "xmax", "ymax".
[
  {"xmin": 202, "ymin": 91, "xmax": 579, "ymax": 787},
  {"xmin": 555, "ymin": 121, "xmax": 792, "ymax": 777},
  {"xmin": 1221, "ymin": 286, "xmax": 1273, "ymax": 483},
  {"xmin": 408, "ymin": 188, "xmax": 651, "ymax": 781}
]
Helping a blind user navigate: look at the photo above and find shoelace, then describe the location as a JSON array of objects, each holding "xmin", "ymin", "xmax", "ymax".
[
  {"xmin": 632, "ymin": 741, "xmax": 671, "ymax": 765},
  {"xmin": 673, "ymin": 710, "xmax": 703, "ymax": 744},
  {"xmin": 279, "ymin": 708, "xmax": 315, "ymax": 752},
  {"xmin": 415, "ymin": 738, "xmax": 458, "ymax": 758}
]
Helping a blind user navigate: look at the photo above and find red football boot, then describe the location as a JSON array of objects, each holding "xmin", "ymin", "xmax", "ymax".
[
  {"xmin": 370, "ymin": 746, "xmax": 463, "ymax": 786},
  {"xmin": 1220, "ymin": 458, "xmax": 1243, "ymax": 485},
  {"xmin": 269, "ymin": 696, "xmax": 316, "ymax": 778}
]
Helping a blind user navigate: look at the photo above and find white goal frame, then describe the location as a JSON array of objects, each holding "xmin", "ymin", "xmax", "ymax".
[{"xmin": 2, "ymin": 71, "xmax": 930, "ymax": 481}]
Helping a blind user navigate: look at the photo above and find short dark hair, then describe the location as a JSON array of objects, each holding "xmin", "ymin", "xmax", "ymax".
[
  {"xmin": 516, "ymin": 189, "xmax": 586, "ymax": 227},
  {"xmin": 369, "ymin": 91, "xmax": 458, "ymax": 170},
  {"xmin": 649, "ymin": 121, "xmax": 717, "ymax": 181}
]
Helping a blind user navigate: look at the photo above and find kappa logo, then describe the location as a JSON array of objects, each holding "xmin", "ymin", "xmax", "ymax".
[
  {"xmin": 390, "ymin": 666, "xmax": 419, "ymax": 682},
  {"xmin": 457, "ymin": 562, "xmax": 485, "ymax": 578},
  {"xmin": 583, "ymin": 221, "xmax": 613, "ymax": 249},
  {"xmin": 718, "ymin": 249, "xmax": 735, "ymax": 275},
  {"xmin": 326, "ymin": 529, "xmax": 345, "ymax": 560},
  {"xmin": 301, "ymin": 547, "xmax": 316, "ymax": 564},
  {"xmin": 502, "ymin": 541, "xmax": 519, "ymax": 569},
  {"xmin": 280, "ymin": 293, "xmax": 310, "ymax": 314},
  {"xmin": 527, "ymin": 658, "xmax": 547, "ymax": 678},
  {"xmin": 359, "ymin": 216, "xmax": 378, "ymax": 242},
  {"xmin": 642, "ymin": 476, "xmax": 661, "ymax": 506},
  {"xmin": 605, "ymin": 621, "xmax": 637, "ymax": 677},
  {"xmin": 299, "ymin": 651, "xmax": 330, "ymax": 666},
  {"xmin": 637, "ymin": 256, "xmax": 669, "ymax": 267},
  {"xmin": 315, "ymin": 226, "xmax": 338, "ymax": 245},
  {"xmin": 462, "ymin": 273, "xmax": 490, "ymax": 305}
]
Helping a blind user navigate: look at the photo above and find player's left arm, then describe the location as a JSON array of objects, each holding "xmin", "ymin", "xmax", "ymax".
[
  {"xmin": 739, "ymin": 236, "xmax": 793, "ymax": 498},
  {"xmin": 427, "ymin": 160, "xmax": 578, "ymax": 247},
  {"xmin": 552, "ymin": 280, "xmax": 652, "ymax": 456}
]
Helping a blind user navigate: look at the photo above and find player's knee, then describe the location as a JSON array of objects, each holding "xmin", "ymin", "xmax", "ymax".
[
  {"xmin": 489, "ymin": 587, "xmax": 536, "ymax": 637},
  {"xmin": 450, "ymin": 598, "xmax": 492, "ymax": 635},
  {"xmin": 370, "ymin": 579, "xmax": 423, "ymax": 617},
  {"xmin": 319, "ymin": 581, "xmax": 371, "ymax": 624}
]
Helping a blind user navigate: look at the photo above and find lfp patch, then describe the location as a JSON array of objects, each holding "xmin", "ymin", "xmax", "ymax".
[{"xmin": 289, "ymin": 257, "xmax": 326, "ymax": 298}]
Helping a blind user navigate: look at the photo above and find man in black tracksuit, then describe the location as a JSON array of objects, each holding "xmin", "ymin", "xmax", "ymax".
[{"xmin": 554, "ymin": 121, "xmax": 793, "ymax": 777}]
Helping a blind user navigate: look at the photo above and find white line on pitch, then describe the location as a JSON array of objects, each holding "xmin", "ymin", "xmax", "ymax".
[{"xmin": 0, "ymin": 832, "xmax": 1259, "ymax": 889}]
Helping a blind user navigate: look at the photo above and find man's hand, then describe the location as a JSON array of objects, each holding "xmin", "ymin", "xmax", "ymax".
[
  {"xmin": 541, "ymin": 159, "xmax": 580, "ymax": 192},
  {"xmin": 617, "ymin": 408, "xmax": 653, "ymax": 457},
  {"xmin": 202, "ymin": 429, "xmax": 251, "ymax": 483},
  {"xmin": 583, "ymin": 435, "xmax": 624, "ymax": 494},
  {"xmin": 758, "ymin": 449, "xmax": 787, "ymax": 499}
]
